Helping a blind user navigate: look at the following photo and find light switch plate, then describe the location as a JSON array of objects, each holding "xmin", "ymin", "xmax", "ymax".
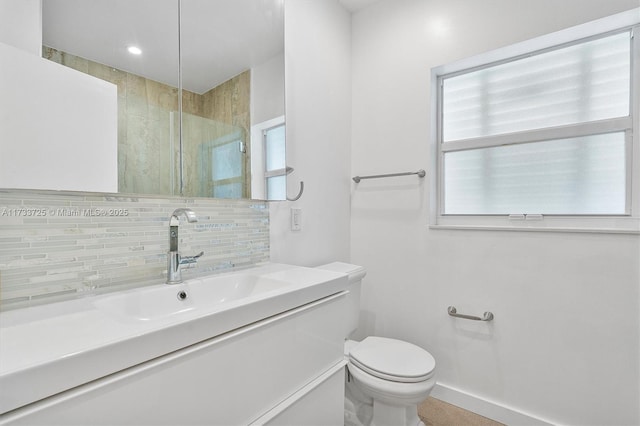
[{"xmin": 291, "ymin": 208, "xmax": 302, "ymax": 231}]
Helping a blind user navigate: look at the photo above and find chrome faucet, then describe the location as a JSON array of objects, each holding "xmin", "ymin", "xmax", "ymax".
[{"xmin": 167, "ymin": 208, "xmax": 204, "ymax": 284}]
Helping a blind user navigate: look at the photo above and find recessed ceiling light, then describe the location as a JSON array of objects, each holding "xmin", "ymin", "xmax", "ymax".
[{"xmin": 127, "ymin": 46, "xmax": 142, "ymax": 55}]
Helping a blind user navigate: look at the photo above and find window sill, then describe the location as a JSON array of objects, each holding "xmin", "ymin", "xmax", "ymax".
[{"xmin": 430, "ymin": 216, "xmax": 640, "ymax": 234}]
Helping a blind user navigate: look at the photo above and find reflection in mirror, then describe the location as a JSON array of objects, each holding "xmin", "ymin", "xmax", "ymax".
[
  {"xmin": 42, "ymin": 0, "xmax": 180, "ymax": 196},
  {"xmin": 181, "ymin": 112, "xmax": 247, "ymax": 198},
  {"xmin": 263, "ymin": 120, "xmax": 287, "ymax": 200},
  {"xmin": 180, "ymin": 0, "xmax": 286, "ymax": 200},
  {"xmin": 37, "ymin": 0, "xmax": 285, "ymax": 200}
]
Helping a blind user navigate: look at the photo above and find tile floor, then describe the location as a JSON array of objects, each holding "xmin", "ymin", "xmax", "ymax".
[{"xmin": 418, "ymin": 397, "xmax": 505, "ymax": 426}]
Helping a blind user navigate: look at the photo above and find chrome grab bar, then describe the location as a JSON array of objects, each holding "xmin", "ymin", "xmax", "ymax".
[
  {"xmin": 352, "ymin": 169, "xmax": 426, "ymax": 183},
  {"xmin": 447, "ymin": 306, "xmax": 494, "ymax": 322}
]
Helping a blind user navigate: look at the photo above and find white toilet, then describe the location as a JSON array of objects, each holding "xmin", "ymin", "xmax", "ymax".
[{"xmin": 317, "ymin": 263, "xmax": 436, "ymax": 426}]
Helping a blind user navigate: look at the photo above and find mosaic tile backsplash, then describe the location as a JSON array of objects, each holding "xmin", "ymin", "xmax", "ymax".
[{"xmin": 0, "ymin": 190, "xmax": 269, "ymax": 309}]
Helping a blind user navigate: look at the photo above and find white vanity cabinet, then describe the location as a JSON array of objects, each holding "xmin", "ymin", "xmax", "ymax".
[{"xmin": 0, "ymin": 292, "xmax": 349, "ymax": 426}]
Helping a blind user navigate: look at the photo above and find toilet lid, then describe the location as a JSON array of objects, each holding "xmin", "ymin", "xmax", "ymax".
[{"xmin": 349, "ymin": 337, "xmax": 435, "ymax": 383}]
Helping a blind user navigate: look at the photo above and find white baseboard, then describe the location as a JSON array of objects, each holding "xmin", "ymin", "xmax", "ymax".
[{"xmin": 431, "ymin": 383, "xmax": 558, "ymax": 426}]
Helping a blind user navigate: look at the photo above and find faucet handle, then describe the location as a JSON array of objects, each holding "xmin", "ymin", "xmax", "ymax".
[{"xmin": 180, "ymin": 251, "xmax": 205, "ymax": 267}]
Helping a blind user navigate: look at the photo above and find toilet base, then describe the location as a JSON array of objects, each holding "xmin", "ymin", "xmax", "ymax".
[
  {"xmin": 345, "ymin": 371, "xmax": 426, "ymax": 426},
  {"xmin": 372, "ymin": 400, "xmax": 425, "ymax": 426}
]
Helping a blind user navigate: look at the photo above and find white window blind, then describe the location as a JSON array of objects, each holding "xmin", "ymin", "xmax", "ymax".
[
  {"xmin": 444, "ymin": 132, "xmax": 627, "ymax": 214},
  {"xmin": 264, "ymin": 123, "xmax": 286, "ymax": 200},
  {"xmin": 442, "ymin": 31, "xmax": 630, "ymax": 142},
  {"xmin": 265, "ymin": 124, "xmax": 286, "ymax": 172}
]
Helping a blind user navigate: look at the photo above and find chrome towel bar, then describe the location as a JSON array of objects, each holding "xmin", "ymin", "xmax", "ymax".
[
  {"xmin": 447, "ymin": 306, "xmax": 494, "ymax": 322},
  {"xmin": 352, "ymin": 169, "xmax": 426, "ymax": 183}
]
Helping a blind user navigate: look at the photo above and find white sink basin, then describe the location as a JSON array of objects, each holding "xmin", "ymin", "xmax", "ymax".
[
  {"xmin": 0, "ymin": 263, "xmax": 348, "ymax": 415},
  {"xmin": 94, "ymin": 274, "xmax": 289, "ymax": 321}
]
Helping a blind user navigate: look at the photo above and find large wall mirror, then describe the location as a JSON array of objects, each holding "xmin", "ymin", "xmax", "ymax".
[{"xmin": 1, "ymin": 0, "xmax": 285, "ymax": 200}]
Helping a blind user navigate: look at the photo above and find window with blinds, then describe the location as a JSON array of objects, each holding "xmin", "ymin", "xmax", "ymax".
[{"xmin": 431, "ymin": 11, "xmax": 639, "ymax": 232}]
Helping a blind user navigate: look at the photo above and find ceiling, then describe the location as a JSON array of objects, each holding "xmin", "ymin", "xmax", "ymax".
[
  {"xmin": 41, "ymin": 0, "xmax": 384, "ymax": 93},
  {"xmin": 42, "ymin": 0, "xmax": 284, "ymax": 94}
]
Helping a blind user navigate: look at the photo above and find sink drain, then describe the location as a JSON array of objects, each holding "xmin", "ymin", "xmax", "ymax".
[{"xmin": 177, "ymin": 290, "xmax": 188, "ymax": 301}]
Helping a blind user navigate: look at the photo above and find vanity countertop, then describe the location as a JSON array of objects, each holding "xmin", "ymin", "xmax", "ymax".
[{"xmin": 0, "ymin": 263, "xmax": 348, "ymax": 415}]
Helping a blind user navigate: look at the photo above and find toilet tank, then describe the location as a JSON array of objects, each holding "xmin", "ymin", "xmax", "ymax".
[{"xmin": 316, "ymin": 262, "xmax": 366, "ymax": 337}]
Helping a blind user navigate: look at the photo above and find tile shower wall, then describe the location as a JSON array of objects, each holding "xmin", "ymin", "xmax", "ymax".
[
  {"xmin": 182, "ymin": 71, "xmax": 252, "ymax": 198},
  {"xmin": 0, "ymin": 190, "xmax": 269, "ymax": 309}
]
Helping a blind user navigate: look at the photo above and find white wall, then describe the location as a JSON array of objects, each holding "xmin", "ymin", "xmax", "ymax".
[
  {"xmin": 0, "ymin": 0, "xmax": 41, "ymax": 55},
  {"xmin": 0, "ymin": 3, "xmax": 118, "ymax": 193},
  {"xmin": 270, "ymin": 0, "xmax": 351, "ymax": 266},
  {"xmin": 250, "ymin": 53, "xmax": 285, "ymax": 200},
  {"xmin": 350, "ymin": 1, "xmax": 640, "ymax": 425},
  {"xmin": 0, "ymin": 42, "xmax": 118, "ymax": 193},
  {"xmin": 251, "ymin": 52, "xmax": 285, "ymax": 126}
]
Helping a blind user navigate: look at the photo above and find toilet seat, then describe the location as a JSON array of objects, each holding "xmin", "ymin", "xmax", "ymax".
[
  {"xmin": 347, "ymin": 361, "xmax": 436, "ymax": 403},
  {"xmin": 348, "ymin": 337, "xmax": 435, "ymax": 383}
]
